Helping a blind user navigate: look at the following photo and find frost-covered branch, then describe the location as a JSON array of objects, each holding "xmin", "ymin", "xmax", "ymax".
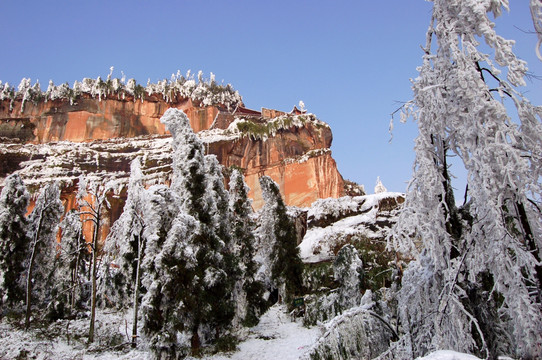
[{"xmin": 390, "ymin": 1, "xmax": 542, "ymax": 358}]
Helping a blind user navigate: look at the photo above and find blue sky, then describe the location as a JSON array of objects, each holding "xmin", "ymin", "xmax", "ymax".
[{"xmin": 1, "ymin": 1, "xmax": 540, "ymax": 193}]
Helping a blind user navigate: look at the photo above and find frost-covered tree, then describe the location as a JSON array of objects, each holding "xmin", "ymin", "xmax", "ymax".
[
  {"xmin": 304, "ymin": 244, "xmax": 365, "ymax": 326},
  {"xmin": 0, "ymin": 174, "xmax": 30, "ymax": 310},
  {"xmin": 333, "ymin": 244, "xmax": 364, "ymax": 309},
  {"xmin": 390, "ymin": 1, "xmax": 542, "ymax": 358},
  {"xmin": 374, "ymin": 177, "xmax": 387, "ymax": 194},
  {"xmin": 24, "ymin": 182, "xmax": 63, "ymax": 328},
  {"xmin": 140, "ymin": 184, "xmax": 181, "ymax": 356},
  {"xmin": 531, "ymin": 0, "xmax": 542, "ymax": 60},
  {"xmin": 142, "ymin": 108, "xmax": 235, "ymax": 357},
  {"xmin": 205, "ymin": 155, "xmax": 232, "ymax": 244},
  {"xmin": 201, "ymin": 155, "xmax": 238, "ymax": 337},
  {"xmin": 229, "ymin": 169, "xmax": 265, "ymax": 327},
  {"xmin": 259, "ymin": 176, "xmax": 303, "ymax": 306},
  {"xmin": 101, "ymin": 157, "xmax": 147, "ymax": 347},
  {"xmin": 77, "ymin": 176, "xmax": 112, "ymax": 343},
  {"xmin": 52, "ymin": 209, "xmax": 88, "ymax": 318}
]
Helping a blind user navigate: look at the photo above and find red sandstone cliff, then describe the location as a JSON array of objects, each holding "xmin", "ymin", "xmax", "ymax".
[{"xmin": 1, "ymin": 90, "xmax": 345, "ymax": 211}]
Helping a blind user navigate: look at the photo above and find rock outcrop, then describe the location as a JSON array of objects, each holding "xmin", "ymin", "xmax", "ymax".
[{"xmin": 0, "ymin": 80, "xmax": 345, "ymax": 214}]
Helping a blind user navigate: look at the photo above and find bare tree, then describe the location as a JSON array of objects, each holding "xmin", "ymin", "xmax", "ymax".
[{"xmin": 77, "ymin": 176, "xmax": 111, "ymax": 344}]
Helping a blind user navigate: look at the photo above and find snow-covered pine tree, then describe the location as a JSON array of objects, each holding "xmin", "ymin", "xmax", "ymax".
[
  {"xmin": 140, "ymin": 184, "xmax": 181, "ymax": 356},
  {"xmin": 77, "ymin": 176, "xmax": 112, "ymax": 343},
  {"xmin": 374, "ymin": 176, "xmax": 387, "ymax": 194},
  {"xmin": 0, "ymin": 174, "xmax": 30, "ymax": 310},
  {"xmin": 25, "ymin": 181, "xmax": 63, "ymax": 329},
  {"xmin": 259, "ymin": 176, "xmax": 303, "ymax": 307},
  {"xmin": 100, "ymin": 157, "xmax": 147, "ymax": 347},
  {"xmin": 205, "ymin": 155, "xmax": 232, "ymax": 245},
  {"xmin": 201, "ymin": 155, "xmax": 237, "ymax": 339},
  {"xmin": 390, "ymin": 1, "xmax": 542, "ymax": 358},
  {"xmin": 142, "ymin": 108, "xmax": 235, "ymax": 357},
  {"xmin": 229, "ymin": 169, "xmax": 265, "ymax": 327},
  {"xmin": 333, "ymin": 244, "xmax": 364, "ymax": 310}
]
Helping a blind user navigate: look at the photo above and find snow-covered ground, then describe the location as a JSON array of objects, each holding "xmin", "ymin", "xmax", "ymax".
[
  {"xmin": 416, "ymin": 350, "xmax": 481, "ymax": 360},
  {"xmin": 208, "ymin": 304, "xmax": 320, "ymax": 360},
  {"xmin": 0, "ymin": 304, "xmax": 487, "ymax": 360},
  {"xmin": 0, "ymin": 305, "xmax": 320, "ymax": 360}
]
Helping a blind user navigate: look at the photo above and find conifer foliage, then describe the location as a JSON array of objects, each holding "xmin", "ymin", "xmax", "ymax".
[
  {"xmin": 259, "ymin": 176, "xmax": 304, "ymax": 306},
  {"xmin": 229, "ymin": 169, "xmax": 265, "ymax": 326},
  {"xmin": 391, "ymin": 1, "xmax": 542, "ymax": 358},
  {"xmin": 25, "ymin": 182, "xmax": 63, "ymax": 328},
  {"xmin": 140, "ymin": 108, "xmax": 237, "ymax": 357},
  {"xmin": 0, "ymin": 174, "xmax": 30, "ymax": 309}
]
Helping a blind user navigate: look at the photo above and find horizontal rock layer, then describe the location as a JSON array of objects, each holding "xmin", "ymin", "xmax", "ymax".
[{"xmin": 1, "ymin": 96, "xmax": 345, "ymax": 212}]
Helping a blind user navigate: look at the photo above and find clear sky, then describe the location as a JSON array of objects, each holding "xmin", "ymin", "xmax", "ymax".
[{"xmin": 1, "ymin": 1, "xmax": 540, "ymax": 193}]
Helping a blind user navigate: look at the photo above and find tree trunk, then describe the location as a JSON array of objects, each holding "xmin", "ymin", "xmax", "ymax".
[
  {"xmin": 131, "ymin": 232, "xmax": 143, "ymax": 348},
  {"xmin": 71, "ymin": 243, "xmax": 81, "ymax": 312},
  {"xmin": 191, "ymin": 327, "xmax": 201, "ymax": 356},
  {"xmin": 88, "ymin": 204, "xmax": 101, "ymax": 343},
  {"xmin": 25, "ymin": 210, "xmax": 44, "ymax": 330}
]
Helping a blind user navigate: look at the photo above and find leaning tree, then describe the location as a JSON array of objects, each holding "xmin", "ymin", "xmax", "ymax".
[{"xmin": 390, "ymin": 1, "xmax": 542, "ymax": 358}]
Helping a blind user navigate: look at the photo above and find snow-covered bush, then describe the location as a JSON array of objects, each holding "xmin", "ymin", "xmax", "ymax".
[
  {"xmin": 302, "ymin": 292, "xmax": 394, "ymax": 360},
  {"xmin": 226, "ymin": 113, "xmax": 328, "ymax": 141},
  {"xmin": 304, "ymin": 245, "xmax": 364, "ymax": 326}
]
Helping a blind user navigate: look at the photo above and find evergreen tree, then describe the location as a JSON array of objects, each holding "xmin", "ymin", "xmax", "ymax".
[
  {"xmin": 101, "ymin": 157, "xmax": 146, "ymax": 307},
  {"xmin": 333, "ymin": 244, "xmax": 363, "ymax": 310},
  {"xmin": 0, "ymin": 174, "xmax": 30, "ymax": 310},
  {"xmin": 202, "ymin": 155, "xmax": 237, "ymax": 338},
  {"xmin": 259, "ymin": 176, "xmax": 303, "ymax": 306},
  {"xmin": 229, "ymin": 169, "xmax": 265, "ymax": 326},
  {"xmin": 101, "ymin": 157, "xmax": 147, "ymax": 347},
  {"xmin": 142, "ymin": 108, "xmax": 235, "ymax": 357},
  {"xmin": 390, "ymin": 1, "xmax": 542, "ymax": 358},
  {"xmin": 25, "ymin": 182, "xmax": 63, "ymax": 328},
  {"xmin": 140, "ymin": 184, "xmax": 183, "ymax": 357}
]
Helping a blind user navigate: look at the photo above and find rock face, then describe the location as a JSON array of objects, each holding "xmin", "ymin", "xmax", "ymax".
[
  {"xmin": 299, "ymin": 192, "xmax": 405, "ymax": 263},
  {"xmin": 0, "ymin": 93, "xmax": 345, "ymax": 213}
]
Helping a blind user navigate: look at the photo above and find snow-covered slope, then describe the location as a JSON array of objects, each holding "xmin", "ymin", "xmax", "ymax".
[
  {"xmin": 299, "ymin": 192, "xmax": 404, "ymax": 263},
  {"xmin": 209, "ymin": 305, "xmax": 320, "ymax": 360}
]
